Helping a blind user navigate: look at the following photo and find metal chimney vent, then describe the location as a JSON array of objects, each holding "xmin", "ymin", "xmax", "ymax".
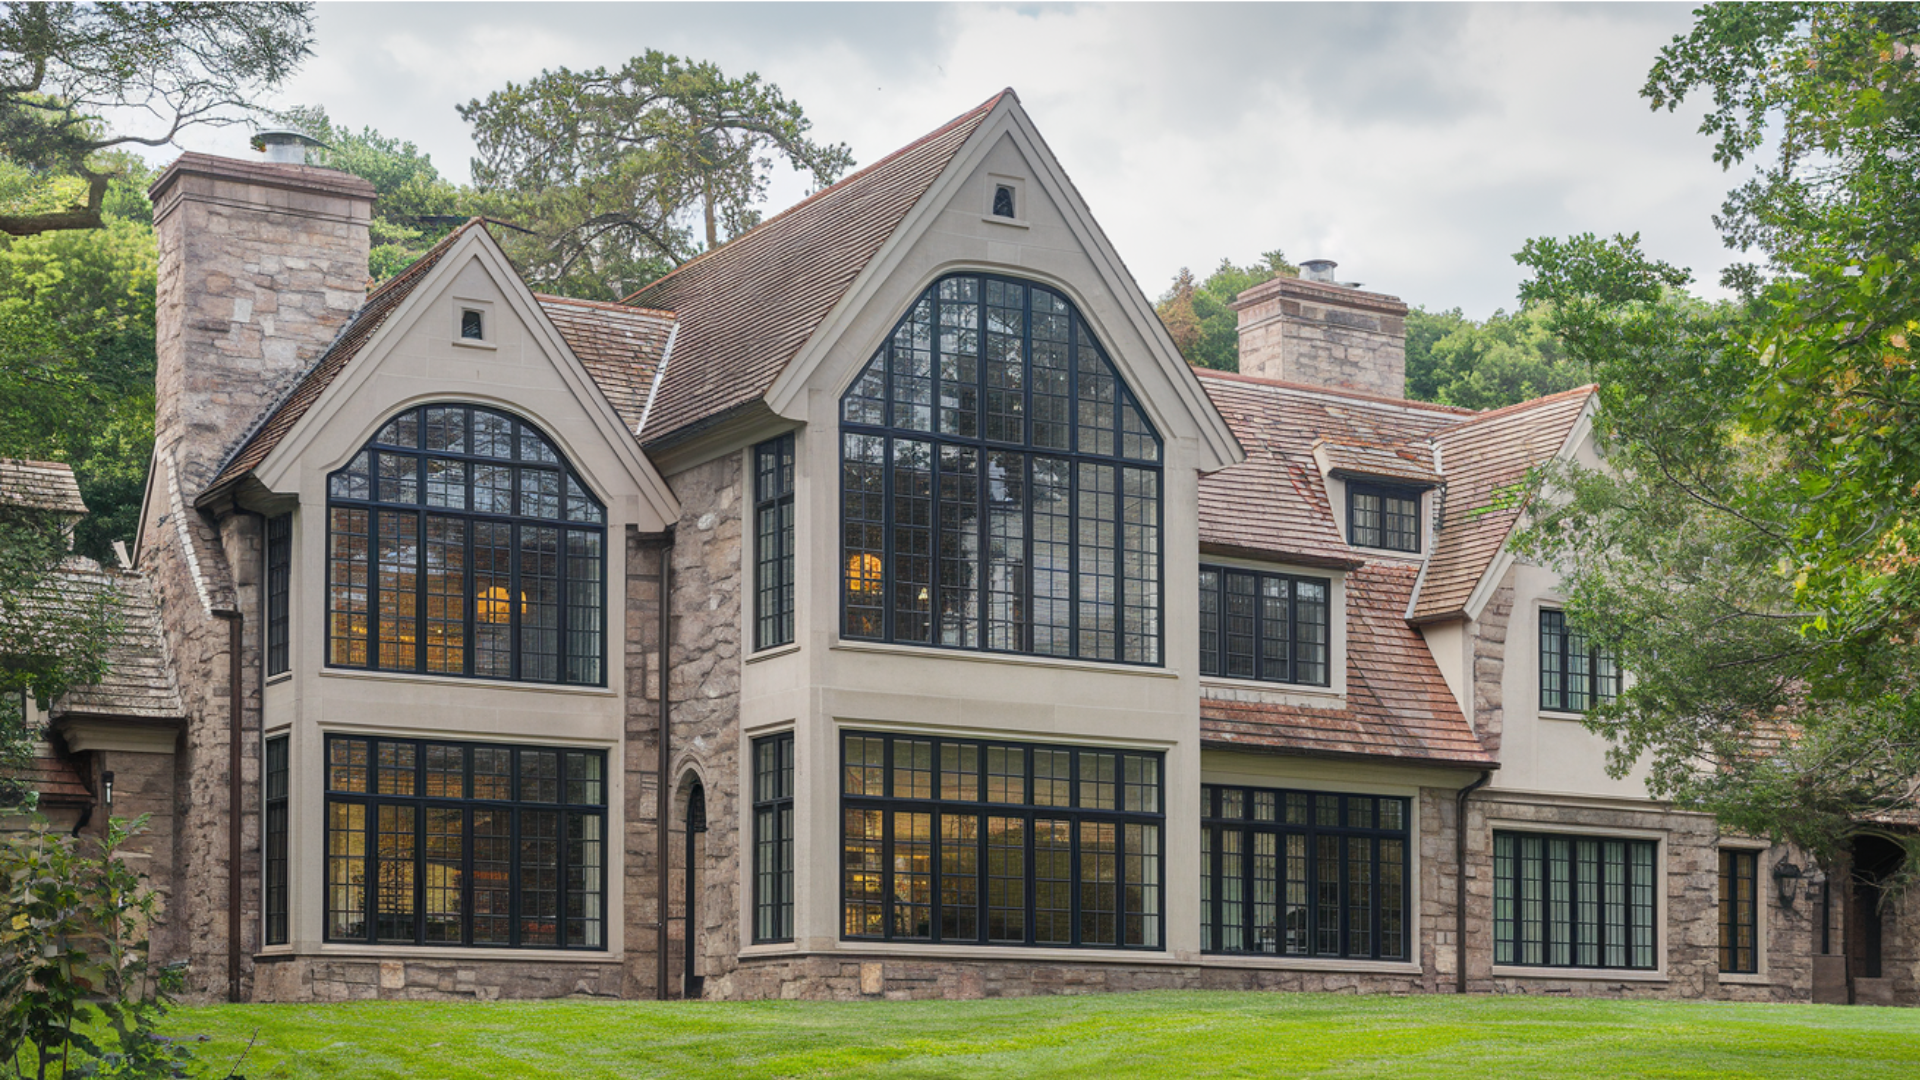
[
  {"xmin": 250, "ymin": 129, "xmax": 327, "ymax": 165},
  {"xmin": 1301, "ymin": 258, "xmax": 1339, "ymax": 284}
]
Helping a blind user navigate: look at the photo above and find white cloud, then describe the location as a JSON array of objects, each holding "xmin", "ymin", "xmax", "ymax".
[{"xmin": 151, "ymin": 1, "xmax": 1745, "ymax": 319}]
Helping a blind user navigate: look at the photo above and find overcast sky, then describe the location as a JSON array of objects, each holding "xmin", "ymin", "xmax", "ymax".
[{"xmin": 163, "ymin": 2, "xmax": 1745, "ymax": 319}]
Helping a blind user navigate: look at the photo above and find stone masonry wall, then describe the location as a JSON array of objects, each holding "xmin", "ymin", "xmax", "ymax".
[
  {"xmin": 1470, "ymin": 573, "xmax": 1514, "ymax": 755},
  {"xmin": 1231, "ymin": 276, "xmax": 1408, "ymax": 399},
  {"xmin": 253, "ymin": 956, "xmax": 626, "ymax": 1002},
  {"xmin": 620, "ymin": 532, "xmax": 667, "ymax": 998}
]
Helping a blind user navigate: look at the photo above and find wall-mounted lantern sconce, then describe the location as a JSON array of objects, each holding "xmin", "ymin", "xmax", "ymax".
[
  {"xmin": 101, "ymin": 770, "xmax": 115, "ymax": 810},
  {"xmin": 1773, "ymin": 860, "xmax": 1803, "ymax": 908}
]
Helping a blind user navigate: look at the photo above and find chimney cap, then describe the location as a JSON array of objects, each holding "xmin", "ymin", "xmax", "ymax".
[
  {"xmin": 250, "ymin": 128, "xmax": 329, "ymax": 164},
  {"xmin": 1301, "ymin": 258, "xmax": 1339, "ymax": 283}
]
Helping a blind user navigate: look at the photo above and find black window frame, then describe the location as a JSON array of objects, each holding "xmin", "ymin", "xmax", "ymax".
[
  {"xmin": 753, "ymin": 433, "xmax": 797, "ymax": 651},
  {"xmin": 1196, "ymin": 564, "xmax": 1332, "ymax": 686},
  {"xmin": 839, "ymin": 730, "xmax": 1165, "ymax": 950},
  {"xmin": 752, "ymin": 732, "xmax": 795, "ymax": 943},
  {"xmin": 1200, "ymin": 784, "xmax": 1410, "ymax": 960},
  {"xmin": 1346, "ymin": 481, "xmax": 1422, "ymax": 553},
  {"xmin": 1538, "ymin": 608, "xmax": 1619, "ymax": 714},
  {"xmin": 838, "ymin": 272, "xmax": 1165, "ymax": 667},
  {"xmin": 1493, "ymin": 830, "xmax": 1658, "ymax": 970},
  {"xmin": 323, "ymin": 734, "xmax": 609, "ymax": 950},
  {"xmin": 264, "ymin": 734, "xmax": 289, "ymax": 946},
  {"xmin": 265, "ymin": 513, "xmax": 292, "ymax": 676},
  {"xmin": 1719, "ymin": 848, "xmax": 1759, "ymax": 974},
  {"xmin": 324, "ymin": 404, "xmax": 608, "ymax": 687}
]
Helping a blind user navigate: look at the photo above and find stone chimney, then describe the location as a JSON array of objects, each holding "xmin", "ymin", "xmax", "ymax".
[
  {"xmin": 1230, "ymin": 262, "xmax": 1409, "ymax": 398},
  {"xmin": 148, "ymin": 152, "xmax": 375, "ymax": 491}
]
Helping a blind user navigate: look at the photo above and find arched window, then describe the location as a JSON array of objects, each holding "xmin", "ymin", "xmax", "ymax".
[
  {"xmin": 841, "ymin": 273, "xmax": 1162, "ymax": 664},
  {"xmin": 326, "ymin": 404, "xmax": 606, "ymax": 685}
]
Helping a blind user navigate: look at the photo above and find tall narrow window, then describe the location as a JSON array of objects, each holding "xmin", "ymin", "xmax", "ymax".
[
  {"xmin": 840, "ymin": 273, "xmax": 1163, "ymax": 664},
  {"xmin": 264, "ymin": 735, "xmax": 289, "ymax": 946},
  {"xmin": 753, "ymin": 732, "xmax": 795, "ymax": 943},
  {"xmin": 1347, "ymin": 482, "xmax": 1421, "ymax": 552},
  {"xmin": 1493, "ymin": 831, "xmax": 1656, "ymax": 970},
  {"xmin": 325, "ymin": 735, "xmax": 607, "ymax": 948},
  {"xmin": 1719, "ymin": 848, "xmax": 1758, "ymax": 974},
  {"xmin": 1539, "ymin": 609, "xmax": 1619, "ymax": 713},
  {"xmin": 754, "ymin": 434, "xmax": 797, "ymax": 650},
  {"xmin": 265, "ymin": 514, "xmax": 291, "ymax": 676},
  {"xmin": 1196, "ymin": 565, "xmax": 1330, "ymax": 685},
  {"xmin": 325, "ymin": 405, "xmax": 606, "ymax": 685},
  {"xmin": 841, "ymin": 731, "xmax": 1163, "ymax": 948}
]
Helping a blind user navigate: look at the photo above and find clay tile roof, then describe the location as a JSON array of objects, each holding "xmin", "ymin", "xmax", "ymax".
[
  {"xmin": 53, "ymin": 566, "xmax": 184, "ymax": 722},
  {"xmin": 1409, "ymin": 385, "xmax": 1594, "ymax": 622},
  {"xmin": 1201, "ymin": 563, "xmax": 1493, "ymax": 766},
  {"xmin": 624, "ymin": 91, "xmax": 1006, "ymax": 447},
  {"xmin": 0, "ymin": 459, "xmax": 87, "ymax": 514},
  {"xmin": 1195, "ymin": 370, "xmax": 1468, "ymax": 566},
  {"xmin": 534, "ymin": 294, "xmax": 676, "ymax": 435},
  {"xmin": 198, "ymin": 219, "xmax": 482, "ymax": 504}
]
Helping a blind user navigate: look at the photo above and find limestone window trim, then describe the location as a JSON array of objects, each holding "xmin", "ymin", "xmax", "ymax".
[
  {"xmin": 772, "ymin": 943, "xmax": 1194, "ymax": 966},
  {"xmin": 1484, "ymin": 819, "xmax": 1670, "ymax": 980},
  {"xmin": 1490, "ymin": 965, "xmax": 1670, "ymax": 984},
  {"xmin": 1717, "ymin": 838, "xmax": 1773, "ymax": 980},
  {"xmin": 984, "ymin": 172, "xmax": 1029, "ymax": 229},
  {"xmin": 451, "ymin": 298, "xmax": 497, "ymax": 350},
  {"xmin": 745, "ymin": 642, "xmax": 801, "ymax": 665},
  {"xmin": 1196, "ymin": 954, "xmax": 1422, "ymax": 976},
  {"xmin": 831, "ymin": 638, "xmax": 1180, "ymax": 680},
  {"xmin": 308, "ymin": 944, "xmax": 624, "ymax": 964},
  {"xmin": 316, "ymin": 665, "xmax": 619, "ymax": 698},
  {"xmin": 265, "ymin": 671, "xmax": 293, "ymax": 687}
]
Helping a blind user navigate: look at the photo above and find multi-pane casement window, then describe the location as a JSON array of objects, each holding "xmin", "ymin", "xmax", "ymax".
[
  {"xmin": 324, "ymin": 735, "xmax": 607, "ymax": 949},
  {"xmin": 1719, "ymin": 849, "xmax": 1759, "ymax": 974},
  {"xmin": 754, "ymin": 434, "xmax": 797, "ymax": 650},
  {"xmin": 1493, "ymin": 831, "xmax": 1657, "ymax": 970},
  {"xmin": 1347, "ymin": 482, "xmax": 1421, "ymax": 553},
  {"xmin": 752, "ymin": 733, "xmax": 795, "ymax": 943},
  {"xmin": 840, "ymin": 273, "xmax": 1164, "ymax": 665},
  {"xmin": 264, "ymin": 735, "xmax": 289, "ymax": 946},
  {"xmin": 841, "ymin": 731, "xmax": 1164, "ymax": 949},
  {"xmin": 326, "ymin": 405, "xmax": 606, "ymax": 686},
  {"xmin": 1200, "ymin": 785, "xmax": 1409, "ymax": 959},
  {"xmin": 1539, "ymin": 609, "xmax": 1620, "ymax": 713},
  {"xmin": 265, "ymin": 514, "xmax": 291, "ymax": 676},
  {"xmin": 1197, "ymin": 566, "xmax": 1331, "ymax": 685}
]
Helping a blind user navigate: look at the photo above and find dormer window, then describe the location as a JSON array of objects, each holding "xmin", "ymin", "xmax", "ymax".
[
  {"xmin": 460, "ymin": 309, "xmax": 485, "ymax": 340},
  {"xmin": 992, "ymin": 185, "xmax": 1016, "ymax": 218},
  {"xmin": 1347, "ymin": 482, "xmax": 1420, "ymax": 553}
]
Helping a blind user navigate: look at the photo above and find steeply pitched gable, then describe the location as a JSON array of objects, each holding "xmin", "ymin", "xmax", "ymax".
[{"xmin": 623, "ymin": 92, "xmax": 1005, "ymax": 447}]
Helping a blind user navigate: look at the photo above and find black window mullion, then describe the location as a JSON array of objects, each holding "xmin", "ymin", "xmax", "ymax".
[{"xmin": 412, "ymin": 469, "xmax": 427, "ymax": 674}]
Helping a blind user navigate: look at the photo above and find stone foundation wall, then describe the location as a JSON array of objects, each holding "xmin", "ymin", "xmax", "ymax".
[{"xmin": 252, "ymin": 956, "xmax": 626, "ymax": 1002}]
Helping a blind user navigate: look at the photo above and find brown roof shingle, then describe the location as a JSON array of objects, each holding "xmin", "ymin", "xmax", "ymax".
[
  {"xmin": 1409, "ymin": 386, "xmax": 1593, "ymax": 622},
  {"xmin": 0, "ymin": 459, "xmax": 87, "ymax": 515},
  {"xmin": 54, "ymin": 566, "xmax": 184, "ymax": 722},
  {"xmin": 1201, "ymin": 563, "xmax": 1493, "ymax": 766},
  {"xmin": 625, "ymin": 92, "xmax": 1005, "ymax": 447},
  {"xmin": 534, "ymin": 294, "xmax": 676, "ymax": 435}
]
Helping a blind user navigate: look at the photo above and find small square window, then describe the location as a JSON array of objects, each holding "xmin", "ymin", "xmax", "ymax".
[
  {"xmin": 992, "ymin": 185, "xmax": 1016, "ymax": 219},
  {"xmin": 461, "ymin": 309, "xmax": 485, "ymax": 340},
  {"xmin": 1347, "ymin": 482, "xmax": 1421, "ymax": 553}
]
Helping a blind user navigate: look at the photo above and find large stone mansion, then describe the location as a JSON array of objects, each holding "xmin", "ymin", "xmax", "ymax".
[{"xmin": 10, "ymin": 90, "xmax": 1912, "ymax": 1006}]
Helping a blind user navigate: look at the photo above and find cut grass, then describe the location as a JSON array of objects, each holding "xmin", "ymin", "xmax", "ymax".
[{"xmin": 162, "ymin": 991, "xmax": 1919, "ymax": 1079}]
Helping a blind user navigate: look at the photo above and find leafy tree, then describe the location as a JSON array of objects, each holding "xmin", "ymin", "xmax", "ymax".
[
  {"xmin": 1405, "ymin": 305, "xmax": 1586, "ymax": 410},
  {"xmin": 1154, "ymin": 250, "xmax": 1297, "ymax": 371},
  {"xmin": 0, "ymin": 2, "xmax": 313, "ymax": 235},
  {"xmin": 272, "ymin": 105, "xmax": 475, "ymax": 281},
  {"xmin": 458, "ymin": 51, "xmax": 854, "ymax": 299},
  {"xmin": 1403, "ymin": 306, "xmax": 1469, "ymax": 401}
]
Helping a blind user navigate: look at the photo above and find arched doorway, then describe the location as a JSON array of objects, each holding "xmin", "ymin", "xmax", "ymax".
[
  {"xmin": 1847, "ymin": 833, "xmax": 1906, "ymax": 997},
  {"xmin": 681, "ymin": 775, "xmax": 707, "ymax": 999}
]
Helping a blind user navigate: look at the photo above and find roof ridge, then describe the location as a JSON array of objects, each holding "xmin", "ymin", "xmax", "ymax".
[
  {"xmin": 1194, "ymin": 367, "xmax": 1477, "ymax": 416},
  {"xmin": 533, "ymin": 292, "xmax": 676, "ymax": 319},
  {"xmin": 1437, "ymin": 383, "xmax": 1596, "ymax": 433},
  {"xmin": 621, "ymin": 89, "xmax": 1007, "ymax": 305}
]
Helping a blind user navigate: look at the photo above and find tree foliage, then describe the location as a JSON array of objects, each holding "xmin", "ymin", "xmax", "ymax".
[
  {"xmin": 1154, "ymin": 250, "xmax": 1297, "ymax": 371},
  {"xmin": 1404, "ymin": 305, "xmax": 1587, "ymax": 410},
  {"xmin": 458, "ymin": 51, "xmax": 853, "ymax": 300},
  {"xmin": 0, "ymin": 1, "xmax": 312, "ymax": 236}
]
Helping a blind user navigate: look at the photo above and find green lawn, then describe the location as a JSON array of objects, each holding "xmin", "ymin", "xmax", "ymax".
[{"xmin": 160, "ymin": 992, "xmax": 1918, "ymax": 1079}]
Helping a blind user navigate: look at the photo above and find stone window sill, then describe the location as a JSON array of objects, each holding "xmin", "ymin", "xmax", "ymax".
[
  {"xmin": 981, "ymin": 215, "xmax": 1031, "ymax": 229},
  {"xmin": 450, "ymin": 337, "xmax": 498, "ymax": 351},
  {"xmin": 309, "ymin": 945, "xmax": 623, "ymax": 964},
  {"xmin": 746, "ymin": 643, "xmax": 801, "ymax": 664},
  {"xmin": 778, "ymin": 942, "xmax": 1188, "ymax": 965},
  {"xmin": 1198, "ymin": 954, "xmax": 1420, "ymax": 975},
  {"xmin": 1492, "ymin": 965, "xmax": 1667, "ymax": 983},
  {"xmin": 1718, "ymin": 971, "xmax": 1772, "ymax": 985},
  {"xmin": 832, "ymin": 639, "xmax": 1178, "ymax": 679},
  {"xmin": 318, "ymin": 666, "xmax": 618, "ymax": 697}
]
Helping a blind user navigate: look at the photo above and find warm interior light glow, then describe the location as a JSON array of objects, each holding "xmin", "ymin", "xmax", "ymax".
[
  {"xmin": 846, "ymin": 553, "xmax": 883, "ymax": 596},
  {"xmin": 476, "ymin": 586, "xmax": 514, "ymax": 623}
]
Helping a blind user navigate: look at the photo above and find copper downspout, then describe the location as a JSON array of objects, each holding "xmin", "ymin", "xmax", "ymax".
[
  {"xmin": 216, "ymin": 609, "xmax": 244, "ymax": 1003},
  {"xmin": 654, "ymin": 537, "xmax": 674, "ymax": 1000},
  {"xmin": 1454, "ymin": 768, "xmax": 1492, "ymax": 994}
]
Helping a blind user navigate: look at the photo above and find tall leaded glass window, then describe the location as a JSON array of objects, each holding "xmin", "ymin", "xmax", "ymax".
[
  {"xmin": 1200, "ymin": 785, "xmax": 1408, "ymax": 959},
  {"xmin": 754, "ymin": 434, "xmax": 796, "ymax": 650},
  {"xmin": 842, "ymin": 731, "xmax": 1163, "ymax": 948},
  {"xmin": 326, "ymin": 405, "xmax": 606, "ymax": 686},
  {"xmin": 1493, "ymin": 831, "xmax": 1657, "ymax": 970},
  {"xmin": 264, "ymin": 735, "xmax": 289, "ymax": 946},
  {"xmin": 1539, "ymin": 609, "xmax": 1619, "ymax": 713},
  {"xmin": 840, "ymin": 274, "xmax": 1163, "ymax": 664},
  {"xmin": 1197, "ymin": 566, "xmax": 1330, "ymax": 685},
  {"xmin": 325, "ymin": 734, "xmax": 607, "ymax": 948},
  {"xmin": 753, "ymin": 733, "xmax": 795, "ymax": 942},
  {"xmin": 266, "ymin": 514, "xmax": 291, "ymax": 676},
  {"xmin": 1719, "ymin": 848, "xmax": 1758, "ymax": 974}
]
